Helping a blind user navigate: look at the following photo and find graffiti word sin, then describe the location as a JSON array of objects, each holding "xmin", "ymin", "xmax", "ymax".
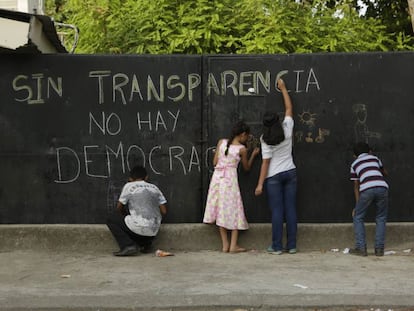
[{"xmin": 12, "ymin": 73, "xmax": 63, "ymax": 104}]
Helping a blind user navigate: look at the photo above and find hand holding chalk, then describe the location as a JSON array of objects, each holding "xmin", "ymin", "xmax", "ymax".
[{"xmin": 277, "ymin": 78, "xmax": 286, "ymax": 91}]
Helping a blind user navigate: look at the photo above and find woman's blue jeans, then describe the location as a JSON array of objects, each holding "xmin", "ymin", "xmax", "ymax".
[
  {"xmin": 265, "ymin": 168, "xmax": 297, "ymax": 251},
  {"xmin": 353, "ymin": 187, "xmax": 388, "ymax": 249}
]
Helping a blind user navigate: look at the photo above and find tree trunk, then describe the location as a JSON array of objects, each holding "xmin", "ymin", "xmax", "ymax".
[{"xmin": 408, "ymin": 0, "xmax": 414, "ymax": 32}]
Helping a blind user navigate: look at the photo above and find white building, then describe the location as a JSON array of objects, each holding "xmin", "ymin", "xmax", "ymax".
[
  {"xmin": 0, "ymin": 0, "xmax": 67, "ymax": 53},
  {"xmin": 0, "ymin": 0, "xmax": 44, "ymax": 14}
]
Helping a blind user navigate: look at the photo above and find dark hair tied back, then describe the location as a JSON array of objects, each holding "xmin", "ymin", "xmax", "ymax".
[
  {"xmin": 262, "ymin": 112, "xmax": 285, "ymax": 146},
  {"xmin": 263, "ymin": 113, "xmax": 279, "ymax": 127},
  {"xmin": 225, "ymin": 120, "xmax": 250, "ymax": 156}
]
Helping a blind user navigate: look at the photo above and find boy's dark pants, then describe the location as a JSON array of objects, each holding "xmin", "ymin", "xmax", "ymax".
[{"xmin": 106, "ymin": 211, "xmax": 154, "ymax": 250}]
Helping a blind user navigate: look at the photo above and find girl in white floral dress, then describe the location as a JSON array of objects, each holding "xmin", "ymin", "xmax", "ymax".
[{"xmin": 203, "ymin": 121, "xmax": 260, "ymax": 253}]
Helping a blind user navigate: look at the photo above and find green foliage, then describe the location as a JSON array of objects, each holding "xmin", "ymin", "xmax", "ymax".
[
  {"xmin": 46, "ymin": 0, "xmax": 414, "ymax": 54},
  {"xmin": 354, "ymin": 0, "xmax": 413, "ymax": 37}
]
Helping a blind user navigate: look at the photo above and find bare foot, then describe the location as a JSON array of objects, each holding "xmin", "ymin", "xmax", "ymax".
[
  {"xmin": 222, "ymin": 244, "xmax": 230, "ymax": 253},
  {"xmin": 229, "ymin": 246, "xmax": 247, "ymax": 253}
]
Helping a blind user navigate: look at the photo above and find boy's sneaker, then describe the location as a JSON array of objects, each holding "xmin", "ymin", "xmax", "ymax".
[
  {"xmin": 349, "ymin": 247, "xmax": 368, "ymax": 257},
  {"xmin": 267, "ymin": 246, "xmax": 283, "ymax": 255},
  {"xmin": 140, "ymin": 244, "xmax": 153, "ymax": 254},
  {"xmin": 288, "ymin": 248, "xmax": 297, "ymax": 254},
  {"xmin": 113, "ymin": 245, "xmax": 138, "ymax": 257},
  {"xmin": 375, "ymin": 248, "xmax": 384, "ymax": 257}
]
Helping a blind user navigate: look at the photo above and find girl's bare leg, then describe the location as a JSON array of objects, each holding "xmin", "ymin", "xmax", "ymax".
[
  {"xmin": 219, "ymin": 227, "xmax": 229, "ymax": 252},
  {"xmin": 229, "ymin": 229, "xmax": 246, "ymax": 253}
]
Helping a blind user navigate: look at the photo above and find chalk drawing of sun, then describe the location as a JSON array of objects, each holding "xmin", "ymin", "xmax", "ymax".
[{"xmin": 298, "ymin": 110, "xmax": 317, "ymax": 127}]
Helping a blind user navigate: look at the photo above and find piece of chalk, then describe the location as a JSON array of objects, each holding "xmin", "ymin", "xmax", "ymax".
[{"xmin": 248, "ymin": 87, "xmax": 255, "ymax": 93}]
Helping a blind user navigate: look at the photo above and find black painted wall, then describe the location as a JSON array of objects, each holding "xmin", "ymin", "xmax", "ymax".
[{"xmin": 1, "ymin": 52, "xmax": 413, "ymax": 223}]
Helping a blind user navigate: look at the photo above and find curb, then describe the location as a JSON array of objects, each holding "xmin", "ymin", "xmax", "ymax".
[{"xmin": 1, "ymin": 223, "xmax": 413, "ymax": 253}]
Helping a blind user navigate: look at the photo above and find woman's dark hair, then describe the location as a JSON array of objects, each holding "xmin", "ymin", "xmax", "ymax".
[
  {"xmin": 225, "ymin": 121, "xmax": 250, "ymax": 156},
  {"xmin": 353, "ymin": 142, "xmax": 370, "ymax": 156},
  {"xmin": 262, "ymin": 112, "xmax": 285, "ymax": 145}
]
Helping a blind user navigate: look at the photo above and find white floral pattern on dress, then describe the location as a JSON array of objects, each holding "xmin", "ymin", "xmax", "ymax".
[{"xmin": 203, "ymin": 140, "xmax": 248, "ymax": 230}]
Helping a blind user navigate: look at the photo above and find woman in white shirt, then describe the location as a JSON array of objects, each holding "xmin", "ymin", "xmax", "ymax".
[{"xmin": 255, "ymin": 78, "xmax": 297, "ymax": 255}]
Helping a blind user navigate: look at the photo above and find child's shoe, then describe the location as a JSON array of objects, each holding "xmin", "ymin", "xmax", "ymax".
[
  {"xmin": 349, "ymin": 247, "xmax": 368, "ymax": 257},
  {"xmin": 267, "ymin": 246, "xmax": 283, "ymax": 255}
]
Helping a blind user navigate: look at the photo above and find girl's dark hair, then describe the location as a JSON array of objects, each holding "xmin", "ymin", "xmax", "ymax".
[
  {"xmin": 225, "ymin": 121, "xmax": 250, "ymax": 156},
  {"xmin": 262, "ymin": 112, "xmax": 285, "ymax": 145}
]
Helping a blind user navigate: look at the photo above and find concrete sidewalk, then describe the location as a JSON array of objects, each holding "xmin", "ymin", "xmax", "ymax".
[
  {"xmin": 1, "ymin": 223, "xmax": 414, "ymax": 310},
  {"xmin": 2, "ymin": 249, "xmax": 414, "ymax": 310}
]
